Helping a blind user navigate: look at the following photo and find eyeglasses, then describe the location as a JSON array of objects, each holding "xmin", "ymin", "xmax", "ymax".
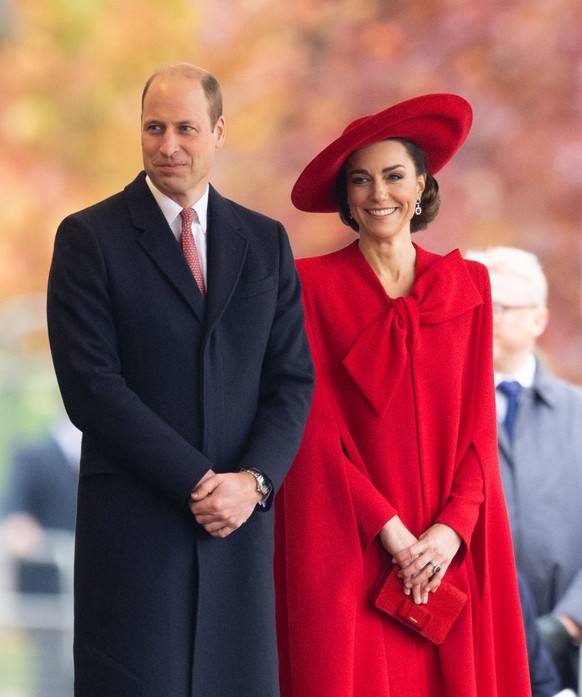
[{"xmin": 492, "ymin": 302, "xmax": 539, "ymax": 320}]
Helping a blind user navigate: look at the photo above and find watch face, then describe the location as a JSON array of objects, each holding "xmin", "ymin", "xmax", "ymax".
[
  {"xmin": 255, "ymin": 474, "xmax": 269, "ymax": 495},
  {"xmin": 244, "ymin": 468, "xmax": 269, "ymax": 495}
]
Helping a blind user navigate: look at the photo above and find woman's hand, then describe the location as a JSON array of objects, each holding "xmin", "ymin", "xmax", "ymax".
[
  {"xmin": 379, "ymin": 515, "xmax": 419, "ymax": 557},
  {"xmin": 378, "ymin": 516, "xmax": 421, "ymax": 599},
  {"xmin": 391, "ymin": 523, "xmax": 462, "ymax": 603}
]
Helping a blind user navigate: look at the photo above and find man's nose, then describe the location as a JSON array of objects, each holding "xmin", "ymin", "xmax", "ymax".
[{"xmin": 159, "ymin": 131, "xmax": 179, "ymax": 156}]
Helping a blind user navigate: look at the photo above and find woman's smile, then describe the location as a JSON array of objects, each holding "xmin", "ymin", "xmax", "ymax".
[{"xmin": 365, "ymin": 206, "xmax": 398, "ymax": 218}]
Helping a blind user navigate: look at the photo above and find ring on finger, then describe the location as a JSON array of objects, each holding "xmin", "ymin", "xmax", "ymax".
[{"xmin": 430, "ymin": 562, "xmax": 441, "ymax": 575}]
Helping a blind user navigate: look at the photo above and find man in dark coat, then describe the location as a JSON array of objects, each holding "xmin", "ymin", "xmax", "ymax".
[{"xmin": 46, "ymin": 63, "xmax": 314, "ymax": 697}]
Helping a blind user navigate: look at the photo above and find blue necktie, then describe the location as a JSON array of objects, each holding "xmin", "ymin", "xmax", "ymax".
[{"xmin": 497, "ymin": 380, "xmax": 521, "ymax": 442}]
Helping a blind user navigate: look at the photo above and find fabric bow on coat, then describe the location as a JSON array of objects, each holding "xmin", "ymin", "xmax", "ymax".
[{"xmin": 343, "ymin": 249, "xmax": 483, "ymax": 417}]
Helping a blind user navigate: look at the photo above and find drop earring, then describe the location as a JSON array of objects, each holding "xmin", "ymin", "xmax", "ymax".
[{"xmin": 415, "ymin": 197, "xmax": 422, "ymax": 216}]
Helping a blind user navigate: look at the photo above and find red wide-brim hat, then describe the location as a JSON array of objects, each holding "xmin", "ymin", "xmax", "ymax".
[{"xmin": 291, "ymin": 93, "xmax": 473, "ymax": 213}]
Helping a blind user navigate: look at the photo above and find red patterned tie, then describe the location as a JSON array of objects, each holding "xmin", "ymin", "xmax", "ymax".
[{"xmin": 180, "ymin": 208, "xmax": 205, "ymax": 298}]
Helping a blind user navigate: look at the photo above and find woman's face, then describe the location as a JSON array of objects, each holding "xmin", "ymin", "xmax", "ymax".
[{"xmin": 345, "ymin": 139, "xmax": 425, "ymax": 241}]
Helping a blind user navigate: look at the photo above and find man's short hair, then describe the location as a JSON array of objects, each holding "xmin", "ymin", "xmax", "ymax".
[
  {"xmin": 465, "ymin": 246, "xmax": 548, "ymax": 307},
  {"xmin": 141, "ymin": 63, "xmax": 223, "ymax": 129}
]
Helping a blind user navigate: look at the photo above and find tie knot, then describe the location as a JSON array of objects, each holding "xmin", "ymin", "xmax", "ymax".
[
  {"xmin": 497, "ymin": 380, "xmax": 521, "ymax": 398},
  {"xmin": 180, "ymin": 207, "xmax": 197, "ymax": 228}
]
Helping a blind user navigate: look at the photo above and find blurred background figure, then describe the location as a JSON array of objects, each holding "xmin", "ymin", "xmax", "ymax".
[
  {"xmin": 518, "ymin": 571, "xmax": 564, "ymax": 697},
  {"xmin": 0, "ymin": 415, "xmax": 80, "ymax": 697},
  {"xmin": 466, "ymin": 246, "xmax": 582, "ymax": 694}
]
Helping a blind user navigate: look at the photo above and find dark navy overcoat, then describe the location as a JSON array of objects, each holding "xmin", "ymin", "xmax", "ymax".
[{"xmin": 47, "ymin": 173, "xmax": 314, "ymax": 696}]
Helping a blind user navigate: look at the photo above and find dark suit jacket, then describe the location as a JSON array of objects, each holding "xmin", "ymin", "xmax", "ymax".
[
  {"xmin": 47, "ymin": 172, "xmax": 314, "ymax": 697},
  {"xmin": 2, "ymin": 435, "xmax": 77, "ymax": 593}
]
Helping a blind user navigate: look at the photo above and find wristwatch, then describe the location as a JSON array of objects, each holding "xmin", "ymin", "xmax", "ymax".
[{"xmin": 241, "ymin": 467, "xmax": 272, "ymax": 497}]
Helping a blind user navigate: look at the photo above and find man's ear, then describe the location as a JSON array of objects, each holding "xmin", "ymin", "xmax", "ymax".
[
  {"xmin": 214, "ymin": 115, "xmax": 226, "ymax": 149},
  {"xmin": 533, "ymin": 306, "xmax": 549, "ymax": 338}
]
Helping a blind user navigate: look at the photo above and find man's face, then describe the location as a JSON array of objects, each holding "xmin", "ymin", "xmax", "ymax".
[
  {"xmin": 489, "ymin": 269, "xmax": 547, "ymax": 370},
  {"xmin": 141, "ymin": 74, "xmax": 225, "ymax": 207}
]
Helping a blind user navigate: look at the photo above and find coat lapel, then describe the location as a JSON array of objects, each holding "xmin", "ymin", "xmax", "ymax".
[
  {"xmin": 498, "ymin": 428, "xmax": 512, "ymax": 462},
  {"xmin": 126, "ymin": 174, "xmax": 206, "ymax": 324},
  {"xmin": 204, "ymin": 186, "xmax": 248, "ymax": 334}
]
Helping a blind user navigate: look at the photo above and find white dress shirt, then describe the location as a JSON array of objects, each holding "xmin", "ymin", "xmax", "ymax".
[{"xmin": 145, "ymin": 176, "xmax": 209, "ymax": 287}]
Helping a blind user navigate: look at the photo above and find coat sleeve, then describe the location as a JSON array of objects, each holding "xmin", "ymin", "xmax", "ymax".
[
  {"xmin": 435, "ymin": 442, "xmax": 484, "ymax": 552},
  {"xmin": 436, "ymin": 261, "xmax": 494, "ymax": 558},
  {"xmin": 47, "ymin": 214, "xmax": 215, "ymax": 505},
  {"xmin": 554, "ymin": 569, "xmax": 582, "ymax": 625},
  {"xmin": 237, "ymin": 223, "xmax": 315, "ymax": 501},
  {"xmin": 298, "ymin": 301, "xmax": 395, "ymax": 549},
  {"xmin": 553, "ymin": 389, "xmax": 582, "ymax": 623}
]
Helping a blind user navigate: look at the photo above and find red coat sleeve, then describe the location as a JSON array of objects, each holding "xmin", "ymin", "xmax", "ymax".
[
  {"xmin": 436, "ymin": 441, "xmax": 484, "ymax": 560},
  {"xmin": 305, "ymin": 309, "xmax": 396, "ymax": 551}
]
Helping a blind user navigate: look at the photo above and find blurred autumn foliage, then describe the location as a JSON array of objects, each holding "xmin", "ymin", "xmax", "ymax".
[{"xmin": 0, "ymin": 0, "xmax": 581, "ymax": 449}]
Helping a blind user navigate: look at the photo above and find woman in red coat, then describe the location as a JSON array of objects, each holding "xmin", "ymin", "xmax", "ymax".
[{"xmin": 275, "ymin": 94, "xmax": 531, "ymax": 696}]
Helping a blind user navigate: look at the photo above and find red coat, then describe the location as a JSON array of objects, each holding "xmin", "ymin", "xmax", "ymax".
[{"xmin": 275, "ymin": 241, "xmax": 530, "ymax": 697}]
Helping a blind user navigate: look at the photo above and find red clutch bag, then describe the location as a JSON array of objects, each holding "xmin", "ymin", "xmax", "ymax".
[{"xmin": 370, "ymin": 564, "xmax": 467, "ymax": 645}]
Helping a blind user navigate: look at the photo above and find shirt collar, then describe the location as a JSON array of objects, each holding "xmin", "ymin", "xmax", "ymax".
[
  {"xmin": 145, "ymin": 176, "xmax": 209, "ymax": 235},
  {"xmin": 495, "ymin": 353, "xmax": 536, "ymax": 388}
]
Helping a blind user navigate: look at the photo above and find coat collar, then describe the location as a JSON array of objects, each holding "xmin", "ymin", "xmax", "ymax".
[
  {"xmin": 204, "ymin": 186, "xmax": 249, "ymax": 334},
  {"xmin": 531, "ymin": 359, "xmax": 559, "ymax": 409},
  {"xmin": 498, "ymin": 358, "xmax": 555, "ymax": 458},
  {"xmin": 341, "ymin": 243, "xmax": 483, "ymax": 417},
  {"xmin": 126, "ymin": 173, "xmax": 248, "ymax": 329}
]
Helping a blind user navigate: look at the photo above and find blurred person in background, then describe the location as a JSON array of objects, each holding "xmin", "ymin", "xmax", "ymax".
[
  {"xmin": 46, "ymin": 62, "xmax": 313, "ymax": 697},
  {"xmin": 1, "ymin": 414, "xmax": 80, "ymax": 697},
  {"xmin": 466, "ymin": 246, "xmax": 582, "ymax": 694},
  {"xmin": 275, "ymin": 94, "xmax": 530, "ymax": 696},
  {"xmin": 518, "ymin": 571, "xmax": 566, "ymax": 697}
]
